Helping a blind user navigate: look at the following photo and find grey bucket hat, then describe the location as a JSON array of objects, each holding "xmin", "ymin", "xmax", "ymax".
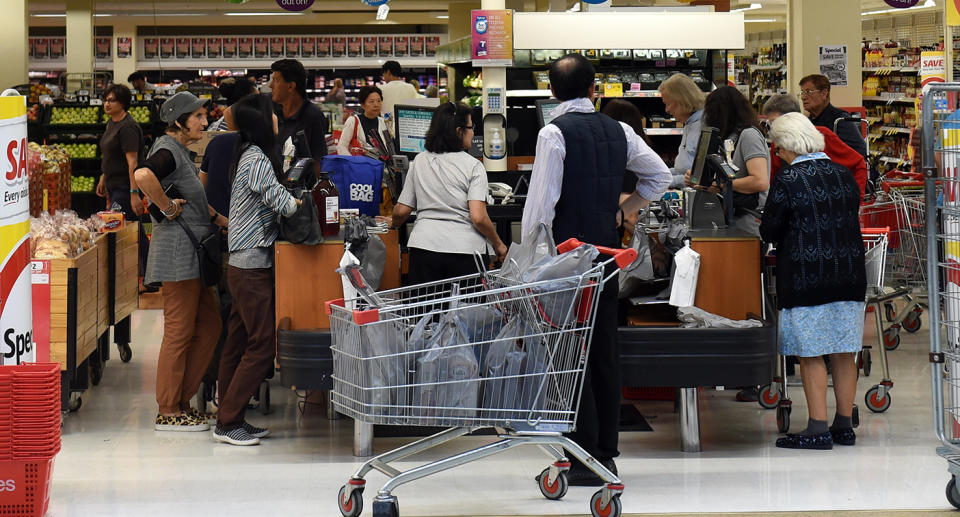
[{"xmin": 159, "ymin": 91, "xmax": 209, "ymax": 123}]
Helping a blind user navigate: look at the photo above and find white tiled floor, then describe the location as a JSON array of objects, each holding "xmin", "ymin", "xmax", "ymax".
[{"xmin": 49, "ymin": 308, "xmax": 953, "ymax": 516}]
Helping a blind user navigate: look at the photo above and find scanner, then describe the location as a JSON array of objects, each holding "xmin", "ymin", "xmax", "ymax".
[{"xmin": 686, "ymin": 125, "xmax": 738, "ymax": 229}]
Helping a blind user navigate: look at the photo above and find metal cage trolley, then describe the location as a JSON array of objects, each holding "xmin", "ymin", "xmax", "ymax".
[
  {"xmin": 328, "ymin": 239, "xmax": 637, "ymax": 517},
  {"xmin": 921, "ymin": 83, "xmax": 960, "ymax": 509}
]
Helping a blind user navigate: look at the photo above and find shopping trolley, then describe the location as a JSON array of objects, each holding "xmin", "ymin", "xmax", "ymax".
[
  {"xmin": 923, "ymin": 83, "xmax": 960, "ymax": 509},
  {"xmin": 757, "ymin": 228, "xmax": 890, "ymax": 431},
  {"xmin": 329, "ymin": 239, "xmax": 636, "ymax": 517}
]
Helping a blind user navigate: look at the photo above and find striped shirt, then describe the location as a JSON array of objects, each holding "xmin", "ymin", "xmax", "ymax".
[
  {"xmin": 521, "ymin": 97, "xmax": 671, "ymax": 239},
  {"xmin": 227, "ymin": 145, "xmax": 298, "ymax": 264}
]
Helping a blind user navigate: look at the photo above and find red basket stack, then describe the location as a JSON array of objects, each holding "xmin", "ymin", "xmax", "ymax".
[{"xmin": 0, "ymin": 363, "xmax": 61, "ymax": 517}]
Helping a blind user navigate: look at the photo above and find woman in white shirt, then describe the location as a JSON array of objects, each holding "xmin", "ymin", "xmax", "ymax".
[
  {"xmin": 391, "ymin": 102, "xmax": 507, "ymax": 284},
  {"xmin": 336, "ymin": 85, "xmax": 392, "ymax": 158}
]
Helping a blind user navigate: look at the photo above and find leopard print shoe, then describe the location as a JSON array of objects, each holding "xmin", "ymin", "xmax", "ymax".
[
  {"xmin": 155, "ymin": 412, "xmax": 210, "ymax": 432},
  {"xmin": 185, "ymin": 407, "xmax": 217, "ymax": 425}
]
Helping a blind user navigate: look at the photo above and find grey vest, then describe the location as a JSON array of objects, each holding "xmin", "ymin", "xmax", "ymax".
[{"xmin": 143, "ymin": 135, "xmax": 214, "ymax": 285}]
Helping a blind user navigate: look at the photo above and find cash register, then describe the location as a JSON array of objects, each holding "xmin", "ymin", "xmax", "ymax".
[{"xmin": 685, "ymin": 125, "xmax": 740, "ymax": 229}]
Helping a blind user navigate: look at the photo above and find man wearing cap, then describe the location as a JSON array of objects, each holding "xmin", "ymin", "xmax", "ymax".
[{"xmin": 134, "ymin": 91, "xmax": 228, "ymax": 432}]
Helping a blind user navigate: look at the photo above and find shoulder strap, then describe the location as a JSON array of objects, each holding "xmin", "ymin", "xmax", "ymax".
[{"xmin": 173, "ymin": 216, "xmax": 201, "ymax": 249}]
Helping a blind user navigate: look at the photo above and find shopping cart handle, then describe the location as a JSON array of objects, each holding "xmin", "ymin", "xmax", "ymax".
[
  {"xmin": 557, "ymin": 238, "xmax": 638, "ymax": 270},
  {"xmin": 861, "ymin": 226, "xmax": 890, "ymax": 236}
]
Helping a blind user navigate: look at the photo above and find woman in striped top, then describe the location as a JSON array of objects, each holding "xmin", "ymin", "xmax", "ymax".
[{"xmin": 214, "ymin": 94, "xmax": 301, "ymax": 446}]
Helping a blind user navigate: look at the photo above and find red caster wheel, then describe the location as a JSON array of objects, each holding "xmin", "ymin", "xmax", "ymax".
[
  {"xmin": 590, "ymin": 490, "xmax": 623, "ymax": 517},
  {"xmin": 338, "ymin": 482, "xmax": 364, "ymax": 517},
  {"xmin": 865, "ymin": 385, "xmax": 892, "ymax": 413},
  {"xmin": 758, "ymin": 384, "xmax": 780, "ymax": 409},
  {"xmin": 903, "ymin": 310, "xmax": 922, "ymax": 333},
  {"xmin": 537, "ymin": 467, "xmax": 569, "ymax": 500},
  {"xmin": 883, "ymin": 328, "xmax": 901, "ymax": 351}
]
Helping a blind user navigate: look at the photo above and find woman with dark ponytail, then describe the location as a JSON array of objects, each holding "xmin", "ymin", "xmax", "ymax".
[
  {"xmin": 391, "ymin": 101, "xmax": 507, "ymax": 284},
  {"xmin": 213, "ymin": 93, "xmax": 301, "ymax": 446}
]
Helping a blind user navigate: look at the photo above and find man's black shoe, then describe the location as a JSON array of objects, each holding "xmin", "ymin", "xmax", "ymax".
[
  {"xmin": 566, "ymin": 465, "xmax": 604, "ymax": 487},
  {"xmin": 601, "ymin": 458, "xmax": 618, "ymax": 477}
]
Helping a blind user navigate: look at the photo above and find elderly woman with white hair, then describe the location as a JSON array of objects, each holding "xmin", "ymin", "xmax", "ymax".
[{"xmin": 761, "ymin": 112, "xmax": 866, "ymax": 450}]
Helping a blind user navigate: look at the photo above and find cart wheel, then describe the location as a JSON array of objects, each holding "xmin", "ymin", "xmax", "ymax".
[
  {"xmin": 537, "ymin": 468, "xmax": 569, "ymax": 500},
  {"xmin": 118, "ymin": 343, "xmax": 133, "ymax": 363},
  {"xmin": 90, "ymin": 361, "xmax": 104, "ymax": 386},
  {"xmin": 758, "ymin": 384, "xmax": 780, "ymax": 409},
  {"xmin": 882, "ymin": 328, "xmax": 901, "ymax": 351},
  {"xmin": 852, "ymin": 405, "xmax": 860, "ymax": 428},
  {"xmin": 865, "ymin": 386, "xmax": 892, "ymax": 413},
  {"xmin": 590, "ymin": 490, "xmax": 622, "ymax": 517},
  {"xmin": 884, "ymin": 302, "xmax": 896, "ymax": 322},
  {"xmin": 903, "ymin": 310, "xmax": 922, "ymax": 333},
  {"xmin": 947, "ymin": 477, "xmax": 960, "ymax": 510},
  {"xmin": 337, "ymin": 485, "xmax": 363, "ymax": 517},
  {"xmin": 372, "ymin": 498, "xmax": 399, "ymax": 517},
  {"xmin": 776, "ymin": 405, "xmax": 791, "ymax": 433},
  {"xmin": 68, "ymin": 396, "xmax": 82, "ymax": 413},
  {"xmin": 861, "ymin": 349, "xmax": 872, "ymax": 377}
]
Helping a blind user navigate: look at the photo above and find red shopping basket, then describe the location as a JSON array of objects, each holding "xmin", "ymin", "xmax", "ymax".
[{"xmin": 0, "ymin": 458, "xmax": 55, "ymax": 517}]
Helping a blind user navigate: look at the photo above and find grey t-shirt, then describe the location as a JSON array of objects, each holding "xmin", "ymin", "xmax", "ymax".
[
  {"xmin": 729, "ymin": 126, "xmax": 770, "ymax": 235},
  {"xmin": 397, "ymin": 151, "xmax": 489, "ymax": 254}
]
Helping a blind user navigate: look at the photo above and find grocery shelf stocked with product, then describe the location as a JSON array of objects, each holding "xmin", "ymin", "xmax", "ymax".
[
  {"xmin": 735, "ymin": 44, "xmax": 786, "ymax": 110},
  {"xmin": 862, "ymin": 43, "xmax": 924, "ymax": 168}
]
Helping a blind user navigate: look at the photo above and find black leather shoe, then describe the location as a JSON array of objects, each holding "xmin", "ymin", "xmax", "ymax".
[
  {"xmin": 736, "ymin": 387, "xmax": 759, "ymax": 402},
  {"xmin": 830, "ymin": 427, "xmax": 856, "ymax": 446},
  {"xmin": 601, "ymin": 458, "xmax": 618, "ymax": 477},
  {"xmin": 775, "ymin": 431, "xmax": 833, "ymax": 450},
  {"xmin": 566, "ymin": 466, "xmax": 604, "ymax": 487}
]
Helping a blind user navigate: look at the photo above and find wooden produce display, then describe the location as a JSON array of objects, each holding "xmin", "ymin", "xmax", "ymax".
[
  {"xmin": 41, "ymin": 246, "xmax": 99, "ymax": 371},
  {"xmin": 112, "ymin": 222, "xmax": 139, "ymax": 322}
]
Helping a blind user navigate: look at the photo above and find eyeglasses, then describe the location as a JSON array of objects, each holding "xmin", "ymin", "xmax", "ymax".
[
  {"xmin": 104, "ymin": 97, "xmax": 117, "ymax": 103},
  {"xmin": 799, "ymin": 89, "xmax": 823, "ymax": 97}
]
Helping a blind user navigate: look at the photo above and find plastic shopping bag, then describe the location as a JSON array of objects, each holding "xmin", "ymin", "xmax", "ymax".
[
  {"xmin": 481, "ymin": 316, "xmax": 549, "ymax": 422},
  {"xmin": 363, "ymin": 319, "xmax": 405, "ymax": 415},
  {"xmin": 412, "ymin": 312, "xmax": 480, "ymax": 425},
  {"xmin": 523, "ymin": 244, "xmax": 599, "ymax": 327},
  {"xmin": 501, "ymin": 222, "xmax": 556, "ymax": 280},
  {"xmin": 669, "ymin": 243, "xmax": 700, "ymax": 308},
  {"xmin": 618, "ymin": 220, "xmax": 656, "ymax": 298}
]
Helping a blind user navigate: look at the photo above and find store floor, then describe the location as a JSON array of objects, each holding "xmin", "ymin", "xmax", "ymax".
[{"xmin": 50, "ymin": 308, "xmax": 949, "ymax": 517}]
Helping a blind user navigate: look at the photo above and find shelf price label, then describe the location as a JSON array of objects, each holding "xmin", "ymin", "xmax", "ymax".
[{"xmin": 602, "ymin": 83, "xmax": 623, "ymax": 98}]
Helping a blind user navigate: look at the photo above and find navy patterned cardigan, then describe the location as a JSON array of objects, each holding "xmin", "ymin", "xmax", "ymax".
[{"xmin": 759, "ymin": 157, "xmax": 866, "ymax": 310}]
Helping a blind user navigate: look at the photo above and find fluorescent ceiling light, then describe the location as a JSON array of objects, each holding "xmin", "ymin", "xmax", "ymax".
[
  {"xmin": 224, "ymin": 11, "xmax": 304, "ymax": 16},
  {"xmin": 863, "ymin": 0, "xmax": 935, "ymax": 16},
  {"xmin": 732, "ymin": 3, "xmax": 762, "ymax": 13},
  {"xmin": 435, "ymin": 14, "xmax": 449, "ymax": 19},
  {"xmin": 93, "ymin": 13, "xmax": 113, "ymax": 17},
  {"xmin": 744, "ymin": 18, "xmax": 777, "ymax": 22},
  {"xmin": 31, "ymin": 13, "xmax": 66, "ymax": 17}
]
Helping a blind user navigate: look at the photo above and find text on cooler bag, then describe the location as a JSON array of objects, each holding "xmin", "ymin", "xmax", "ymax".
[{"xmin": 350, "ymin": 183, "xmax": 375, "ymax": 203}]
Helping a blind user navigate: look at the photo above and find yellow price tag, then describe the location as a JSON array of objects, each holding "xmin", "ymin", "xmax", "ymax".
[{"xmin": 603, "ymin": 83, "xmax": 623, "ymax": 98}]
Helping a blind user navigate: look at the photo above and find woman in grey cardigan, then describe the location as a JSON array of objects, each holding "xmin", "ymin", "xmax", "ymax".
[{"xmin": 135, "ymin": 92, "xmax": 228, "ymax": 432}]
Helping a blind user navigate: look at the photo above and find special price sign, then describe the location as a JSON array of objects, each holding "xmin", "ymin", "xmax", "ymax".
[
  {"xmin": 471, "ymin": 9, "xmax": 513, "ymax": 67},
  {"xmin": 0, "ymin": 96, "xmax": 33, "ymax": 365},
  {"xmin": 921, "ymin": 50, "xmax": 946, "ymax": 93}
]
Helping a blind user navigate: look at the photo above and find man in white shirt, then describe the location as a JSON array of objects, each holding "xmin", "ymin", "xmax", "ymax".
[
  {"xmin": 522, "ymin": 53, "xmax": 670, "ymax": 487},
  {"xmin": 379, "ymin": 60, "xmax": 420, "ymax": 137}
]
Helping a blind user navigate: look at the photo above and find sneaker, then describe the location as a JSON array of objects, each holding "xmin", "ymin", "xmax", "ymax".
[
  {"xmin": 213, "ymin": 426, "xmax": 260, "ymax": 446},
  {"xmin": 155, "ymin": 412, "xmax": 210, "ymax": 432},
  {"xmin": 242, "ymin": 421, "xmax": 270, "ymax": 439},
  {"xmin": 186, "ymin": 407, "xmax": 217, "ymax": 425}
]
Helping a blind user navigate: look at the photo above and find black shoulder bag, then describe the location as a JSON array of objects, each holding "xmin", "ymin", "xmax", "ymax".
[{"xmin": 174, "ymin": 218, "xmax": 223, "ymax": 287}]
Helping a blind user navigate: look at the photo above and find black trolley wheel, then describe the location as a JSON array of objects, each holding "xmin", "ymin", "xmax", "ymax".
[
  {"xmin": 776, "ymin": 405, "xmax": 791, "ymax": 433},
  {"xmin": 118, "ymin": 342, "xmax": 133, "ymax": 363},
  {"xmin": 947, "ymin": 477, "xmax": 960, "ymax": 510},
  {"xmin": 372, "ymin": 498, "xmax": 399, "ymax": 517},
  {"xmin": 861, "ymin": 349, "xmax": 872, "ymax": 377}
]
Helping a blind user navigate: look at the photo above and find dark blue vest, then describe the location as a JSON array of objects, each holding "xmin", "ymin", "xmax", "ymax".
[{"xmin": 550, "ymin": 111, "xmax": 628, "ymax": 248}]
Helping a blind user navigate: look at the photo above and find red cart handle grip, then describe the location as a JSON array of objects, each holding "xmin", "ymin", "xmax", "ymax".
[
  {"xmin": 557, "ymin": 238, "xmax": 638, "ymax": 270},
  {"xmin": 860, "ymin": 227, "xmax": 890, "ymax": 236}
]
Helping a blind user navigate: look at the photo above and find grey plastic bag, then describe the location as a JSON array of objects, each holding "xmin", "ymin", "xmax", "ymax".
[
  {"xmin": 363, "ymin": 319, "xmax": 405, "ymax": 416},
  {"xmin": 481, "ymin": 317, "xmax": 549, "ymax": 422},
  {"xmin": 501, "ymin": 222, "xmax": 556, "ymax": 280},
  {"xmin": 412, "ymin": 313, "xmax": 480, "ymax": 425},
  {"xmin": 619, "ymin": 220, "xmax": 656, "ymax": 299},
  {"xmin": 523, "ymin": 244, "xmax": 599, "ymax": 327}
]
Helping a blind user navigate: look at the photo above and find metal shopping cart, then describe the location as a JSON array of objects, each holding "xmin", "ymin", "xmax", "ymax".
[
  {"xmin": 329, "ymin": 239, "xmax": 636, "ymax": 517},
  {"xmin": 758, "ymin": 228, "xmax": 891, "ymax": 431},
  {"xmin": 922, "ymin": 83, "xmax": 960, "ymax": 509}
]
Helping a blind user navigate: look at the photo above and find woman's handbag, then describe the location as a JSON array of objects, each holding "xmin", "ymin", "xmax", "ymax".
[
  {"xmin": 174, "ymin": 218, "xmax": 222, "ymax": 287},
  {"xmin": 280, "ymin": 188, "xmax": 322, "ymax": 245}
]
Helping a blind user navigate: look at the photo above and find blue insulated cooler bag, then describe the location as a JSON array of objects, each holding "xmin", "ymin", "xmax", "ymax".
[{"xmin": 321, "ymin": 155, "xmax": 384, "ymax": 217}]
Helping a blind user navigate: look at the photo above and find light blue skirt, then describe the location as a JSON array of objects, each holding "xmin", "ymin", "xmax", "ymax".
[{"xmin": 778, "ymin": 301, "xmax": 865, "ymax": 357}]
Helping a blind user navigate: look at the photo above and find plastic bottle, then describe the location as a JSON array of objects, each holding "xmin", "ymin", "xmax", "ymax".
[
  {"xmin": 313, "ymin": 171, "xmax": 340, "ymax": 237},
  {"xmin": 488, "ymin": 128, "xmax": 505, "ymax": 160}
]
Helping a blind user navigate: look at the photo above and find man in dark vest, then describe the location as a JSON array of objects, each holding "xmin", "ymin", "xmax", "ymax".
[{"xmin": 522, "ymin": 53, "xmax": 670, "ymax": 486}]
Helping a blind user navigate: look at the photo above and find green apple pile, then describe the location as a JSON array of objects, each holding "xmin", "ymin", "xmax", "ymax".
[
  {"xmin": 71, "ymin": 175, "xmax": 96, "ymax": 192},
  {"xmin": 50, "ymin": 106, "xmax": 100, "ymax": 125},
  {"xmin": 62, "ymin": 143, "xmax": 97, "ymax": 159},
  {"xmin": 102, "ymin": 105, "xmax": 151, "ymax": 124}
]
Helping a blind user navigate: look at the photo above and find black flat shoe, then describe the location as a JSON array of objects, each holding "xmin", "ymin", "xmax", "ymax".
[
  {"xmin": 776, "ymin": 431, "xmax": 833, "ymax": 450},
  {"xmin": 566, "ymin": 466, "xmax": 604, "ymax": 487},
  {"xmin": 601, "ymin": 458, "xmax": 618, "ymax": 477},
  {"xmin": 830, "ymin": 427, "xmax": 856, "ymax": 446},
  {"xmin": 736, "ymin": 387, "xmax": 759, "ymax": 402}
]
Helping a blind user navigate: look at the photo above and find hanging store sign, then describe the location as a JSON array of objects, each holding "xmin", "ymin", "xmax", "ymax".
[
  {"xmin": 883, "ymin": 0, "xmax": 919, "ymax": 7},
  {"xmin": 949, "ymin": 0, "xmax": 960, "ymax": 26},
  {"xmin": 921, "ymin": 51, "xmax": 946, "ymax": 93},
  {"xmin": 117, "ymin": 37, "xmax": 132, "ymax": 58},
  {"xmin": 727, "ymin": 52, "xmax": 736, "ymax": 87},
  {"xmin": 95, "ymin": 38, "xmax": 111, "ymax": 60},
  {"xmin": 276, "ymin": 0, "xmax": 315, "ymax": 11},
  {"xmin": 0, "ymin": 96, "xmax": 33, "ymax": 365},
  {"xmin": 472, "ymin": 10, "xmax": 513, "ymax": 66},
  {"xmin": 360, "ymin": 0, "xmax": 389, "ymax": 5},
  {"xmin": 143, "ymin": 38, "xmax": 158, "ymax": 60}
]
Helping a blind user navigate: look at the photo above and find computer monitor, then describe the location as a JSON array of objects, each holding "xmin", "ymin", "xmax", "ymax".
[
  {"xmin": 689, "ymin": 125, "xmax": 720, "ymax": 187},
  {"xmin": 536, "ymin": 98, "xmax": 561, "ymax": 128},
  {"xmin": 394, "ymin": 104, "xmax": 436, "ymax": 158}
]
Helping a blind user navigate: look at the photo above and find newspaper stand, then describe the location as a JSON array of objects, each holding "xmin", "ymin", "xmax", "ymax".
[{"xmin": 329, "ymin": 239, "xmax": 636, "ymax": 517}]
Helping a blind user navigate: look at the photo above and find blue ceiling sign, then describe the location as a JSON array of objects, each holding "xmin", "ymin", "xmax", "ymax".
[{"xmin": 362, "ymin": 0, "xmax": 390, "ymax": 6}]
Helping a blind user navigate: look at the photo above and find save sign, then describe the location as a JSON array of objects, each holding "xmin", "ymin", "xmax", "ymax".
[{"xmin": 921, "ymin": 51, "xmax": 946, "ymax": 93}]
